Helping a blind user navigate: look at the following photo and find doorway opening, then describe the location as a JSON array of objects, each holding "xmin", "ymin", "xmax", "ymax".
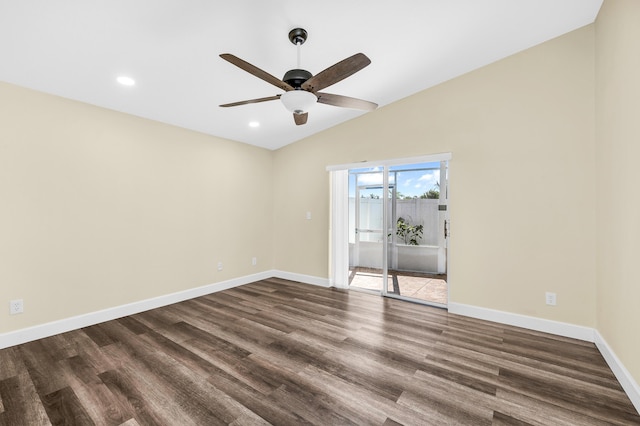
[{"xmin": 345, "ymin": 160, "xmax": 449, "ymax": 307}]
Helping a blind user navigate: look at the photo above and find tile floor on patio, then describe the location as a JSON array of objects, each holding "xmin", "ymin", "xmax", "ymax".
[{"xmin": 348, "ymin": 267, "xmax": 447, "ymax": 305}]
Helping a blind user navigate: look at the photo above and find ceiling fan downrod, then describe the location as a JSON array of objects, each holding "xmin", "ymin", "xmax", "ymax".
[
  {"xmin": 283, "ymin": 28, "xmax": 312, "ymax": 89},
  {"xmin": 289, "ymin": 28, "xmax": 307, "ymax": 70}
]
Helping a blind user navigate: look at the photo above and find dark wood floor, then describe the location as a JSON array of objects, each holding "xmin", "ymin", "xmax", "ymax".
[{"xmin": 1, "ymin": 279, "xmax": 638, "ymax": 425}]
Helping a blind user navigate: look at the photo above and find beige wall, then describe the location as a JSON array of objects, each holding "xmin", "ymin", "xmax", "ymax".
[
  {"xmin": 595, "ymin": 0, "xmax": 640, "ymax": 385},
  {"xmin": 274, "ymin": 25, "xmax": 597, "ymax": 326},
  {"xmin": 0, "ymin": 82, "xmax": 274, "ymax": 333}
]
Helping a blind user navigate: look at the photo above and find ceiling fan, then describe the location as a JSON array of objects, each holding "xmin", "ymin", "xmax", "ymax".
[{"xmin": 219, "ymin": 28, "xmax": 377, "ymax": 126}]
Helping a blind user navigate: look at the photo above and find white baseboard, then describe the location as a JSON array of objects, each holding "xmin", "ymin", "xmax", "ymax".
[
  {"xmin": 594, "ymin": 331, "xmax": 640, "ymax": 414},
  {"xmin": 448, "ymin": 302, "xmax": 596, "ymax": 342},
  {"xmin": 272, "ymin": 270, "xmax": 331, "ymax": 287},
  {"xmin": 0, "ymin": 270, "xmax": 274, "ymax": 350}
]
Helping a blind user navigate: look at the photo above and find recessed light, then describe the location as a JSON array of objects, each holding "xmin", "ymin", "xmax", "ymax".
[
  {"xmin": 249, "ymin": 121, "xmax": 260, "ymax": 128},
  {"xmin": 117, "ymin": 76, "xmax": 135, "ymax": 86}
]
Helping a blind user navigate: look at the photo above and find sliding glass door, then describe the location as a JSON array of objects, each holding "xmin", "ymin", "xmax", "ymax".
[{"xmin": 347, "ymin": 160, "xmax": 449, "ymax": 307}]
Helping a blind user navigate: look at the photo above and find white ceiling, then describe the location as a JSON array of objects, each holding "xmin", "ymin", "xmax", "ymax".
[{"xmin": 0, "ymin": 1, "xmax": 602, "ymax": 150}]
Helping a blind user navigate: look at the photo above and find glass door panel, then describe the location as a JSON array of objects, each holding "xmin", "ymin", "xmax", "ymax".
[
  {"xmin": 386, "ymin": 161, "xmax": 448, "ymax": 306},
  {"xmin": 348, "ymin": 169, "xmax": 388, "ymax": 292}
]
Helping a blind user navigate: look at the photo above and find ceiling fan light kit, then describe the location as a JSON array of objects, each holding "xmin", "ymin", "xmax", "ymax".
[
  {"xmin": 280, "ymin": 90, "xmax": 317, "ymax": 114},
  {"xmin": 219, "ymin": 27, "xmax": 377, "ymax": 126}
]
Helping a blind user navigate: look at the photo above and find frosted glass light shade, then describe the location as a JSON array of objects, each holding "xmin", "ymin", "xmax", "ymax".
[{"xmin": 280, "ymin": 90, "xmax": 317, "ymax": 114}]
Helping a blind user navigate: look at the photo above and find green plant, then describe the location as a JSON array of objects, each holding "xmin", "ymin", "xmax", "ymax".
[
  {"xmin": 395, "ymin": 217, "xmax": 423, "ymax": 245},
  {"xmin": 420, "ymin": 189, "xmax": 440, "ymax": 199},
  {"xmin": 420, "ymin": 181, "xmax": 440, "ymax": 199}
]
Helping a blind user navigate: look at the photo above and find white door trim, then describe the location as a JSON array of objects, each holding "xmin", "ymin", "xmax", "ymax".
[
  {"xmin": 328, "ymin": 153, "xmax": 452, "ymax": 292},
  {"xmin": 326, "ymin": 152, "xmax": 452, "ymax": 172}
]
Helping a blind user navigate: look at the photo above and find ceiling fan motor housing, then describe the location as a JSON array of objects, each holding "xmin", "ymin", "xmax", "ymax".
[{"xmin": 283, "ymin": 69, "xmax": 312, "ymax": 89}]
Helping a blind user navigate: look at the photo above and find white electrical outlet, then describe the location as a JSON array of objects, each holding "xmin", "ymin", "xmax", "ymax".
[
  {"xmin": 217, "ymin": 261, "xmax": 223, "ymax": 271},
  {"xmin": 252, "ymin": 257, "xmax": 257, "ymax": 266},
  {"xmin": 545, "ymin": 292, "xmax": 557, "ymax": 306},
  {"xmin": 10, "ymin": 299, "xmax": 24, "ymax": 315}
]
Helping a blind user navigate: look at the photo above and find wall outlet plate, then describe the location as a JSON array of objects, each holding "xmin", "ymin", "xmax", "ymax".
[
  {"xmin": 545, "ymin": 292, "xmax": 557, "ymax": 306},
  {"xmin": 10, "ymin": 299, "xmax": 24, "ymax": 315}
]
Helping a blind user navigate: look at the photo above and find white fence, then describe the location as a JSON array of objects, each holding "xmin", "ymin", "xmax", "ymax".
[
  {"xmin": 349, "ymin": 198, "xmax": 441, "ymax": 245},
  {"xmin": 349, "ymin": 197, "xmax": 447, "ymax": 273}
]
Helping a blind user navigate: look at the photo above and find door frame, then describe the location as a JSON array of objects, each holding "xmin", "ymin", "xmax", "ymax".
[{"xmin": 328, "ymin": 153, "xmax": 452, "ymax": 299}]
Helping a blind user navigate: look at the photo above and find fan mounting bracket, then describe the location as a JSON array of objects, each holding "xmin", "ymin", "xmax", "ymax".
[{"xmin": 288, "ymin": 28, "xmax": 308, "ymax": 46}]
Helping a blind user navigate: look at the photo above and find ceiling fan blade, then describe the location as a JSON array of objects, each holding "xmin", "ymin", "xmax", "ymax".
[
  {"xmin": 220, "ymin": 54, "xmax": 294, "ymax": 92},
  {"xmin": 317, "ymin": 92, "xmax": 377, "ymax": 111},
  {"xmin": 302, "ymin": 53, "xmax": 371, "ymax": 92},
  {"xmin": 219, "ymin": 95, "xmax": 281, "ymax": 108},
  {"xmin": 294, "ymin": 112, "xmax": 308, "ymax": 125}
]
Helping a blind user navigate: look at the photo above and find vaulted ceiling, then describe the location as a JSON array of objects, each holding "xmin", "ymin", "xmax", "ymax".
[{"xmin": 0, "ymin": 1, "xmax": 603, "ymax": 150}]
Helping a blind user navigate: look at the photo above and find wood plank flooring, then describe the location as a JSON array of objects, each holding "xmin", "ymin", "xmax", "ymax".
[{"xmin": 0, "ymin": 278, "xmax": 638, "ymax": 425}]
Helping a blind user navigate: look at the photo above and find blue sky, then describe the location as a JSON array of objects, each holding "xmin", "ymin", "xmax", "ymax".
[{"xmin": 349, "ymin": 162, "xmax": 443, "ymax": 198}]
